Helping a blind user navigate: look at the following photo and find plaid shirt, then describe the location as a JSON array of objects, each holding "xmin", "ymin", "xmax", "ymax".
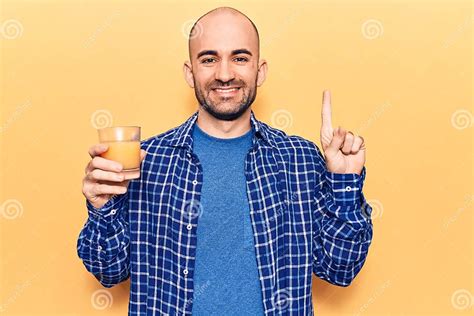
[{"xmin": 77, "ymin": 110, "xmax": 373, "ymax": 315}]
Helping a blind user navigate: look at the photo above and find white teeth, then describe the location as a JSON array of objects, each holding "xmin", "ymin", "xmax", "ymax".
[{"xmin": 215, "ymin": 88, "xmax": 238, "ymax": 92}]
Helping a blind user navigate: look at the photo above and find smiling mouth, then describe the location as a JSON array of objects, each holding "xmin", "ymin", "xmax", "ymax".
[{"xmin": 212, "ymin": 87, "xmax": 241, "ymax": 95}]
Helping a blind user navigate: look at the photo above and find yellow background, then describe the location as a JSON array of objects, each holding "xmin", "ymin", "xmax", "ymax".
[{"xmin": 1, "ymin": 0, "xmax": 472, "ymax": 315}]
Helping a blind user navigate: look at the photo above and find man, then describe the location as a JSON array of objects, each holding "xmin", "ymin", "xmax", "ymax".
[{"xmin": 78, "ymin": 6, "xmax": 373, "ymax": 316}]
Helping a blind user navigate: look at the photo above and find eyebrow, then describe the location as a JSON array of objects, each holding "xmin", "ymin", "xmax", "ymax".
[{"xmin": 196, "ymin": 48, "xmax": 253, "ymax": 59}]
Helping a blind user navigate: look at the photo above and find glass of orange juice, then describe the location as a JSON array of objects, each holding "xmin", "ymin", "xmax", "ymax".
[{"xmin": 98, "ymin": 126, "xmax": 141, "ymax": 179}]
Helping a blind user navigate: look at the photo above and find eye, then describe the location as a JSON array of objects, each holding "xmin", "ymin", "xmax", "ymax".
[
  {"xmin": 234, "ymin": 57, "xmax": 248, "ymax": 62},
  {"xmin": 201, "ymin": 58, "xmax": 216, "ymax": 64}
]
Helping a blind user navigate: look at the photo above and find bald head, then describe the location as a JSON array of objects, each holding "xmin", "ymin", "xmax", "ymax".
[
  {"xmin": 187, "ymin": 7, "xmax": 260, "ymax": 62},
  {"xmin": 182, "ymin": 7, "xmax": 267, "ymax": 122}
]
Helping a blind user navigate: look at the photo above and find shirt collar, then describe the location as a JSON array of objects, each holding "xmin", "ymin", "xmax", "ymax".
[{"xmin": 167, "ymin": 109, "xmax": 276, "ymax": 151}]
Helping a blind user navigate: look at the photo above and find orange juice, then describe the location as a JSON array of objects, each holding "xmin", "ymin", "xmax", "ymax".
[{"xmin": 100, "ymin": 141, "xmax": 140, "ymax": 170}]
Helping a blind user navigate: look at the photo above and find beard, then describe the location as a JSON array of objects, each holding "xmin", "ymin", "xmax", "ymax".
[{"xmin": 193, "ymin": 78, "xmax": 257, "ymax": 121}]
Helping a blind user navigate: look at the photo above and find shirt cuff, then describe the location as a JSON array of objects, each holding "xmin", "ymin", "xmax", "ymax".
[
  {"xmin": 86, "ymin": 193, "xmax": 128, "ymax": 221},
  {"xmin": 324, "ymin": 166, "xmax": 366, "ymax": 206}
]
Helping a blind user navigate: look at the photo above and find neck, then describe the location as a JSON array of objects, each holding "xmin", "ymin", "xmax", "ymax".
[{"xmin": 196, "ymin": 107, "xmax": 252, "ymax": 138}]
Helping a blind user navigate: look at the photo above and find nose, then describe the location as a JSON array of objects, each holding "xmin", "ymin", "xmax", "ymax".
[{"xmin": 214, "ymin": 60, "xmax": 235, "ymax": 83}]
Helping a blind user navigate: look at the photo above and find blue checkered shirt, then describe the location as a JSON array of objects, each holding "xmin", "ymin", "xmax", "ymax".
[{"xmin": 77, "ymin": 110, "xmax": 373, "ymax": 315}]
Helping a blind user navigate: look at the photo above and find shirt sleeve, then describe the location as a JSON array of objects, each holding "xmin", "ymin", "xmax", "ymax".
[
  {"xmin": 76, "ymin": 192, "xmax": 131, "ymax": 288},
  {"xmin": 312, "ymin": 147, "xmax": 374, "ymax": 287}
]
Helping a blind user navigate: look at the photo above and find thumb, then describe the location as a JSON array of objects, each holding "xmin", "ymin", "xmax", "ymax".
[
  {"xmin": 140, "ymin": 149, "xmax": 147, "ymax": 161},
  {"xmin": 325, "ymin": 127, "xmax": 346, "ymax": 157}
]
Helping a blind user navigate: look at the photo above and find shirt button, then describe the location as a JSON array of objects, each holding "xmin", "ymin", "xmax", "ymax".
[
  {"xmin": 183, "ymin": 269, "xmax": 188, "ymax": 275},
  {"xmin": 110, "ymin": 209, "xmax": 117, "ymax": 215},
  {"xmin": 345, "ymin": 186, "xmax": 352, "ymax": 192},
  {"xmin": 192, "ymin": 180, "xmax": 198, "ymax": 185},
  {"xmin": 98, "ymin": 245, "xmax": 102, "ymax": 251},
  {"xmin": 186, "ymin": 224, "xmax": 192, "ymax": 230}
]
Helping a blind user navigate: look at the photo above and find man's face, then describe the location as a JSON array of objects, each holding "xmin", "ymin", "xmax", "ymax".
[{"xmin": 184, "ymin": 12, "xmax": 267, "ymax": 121}]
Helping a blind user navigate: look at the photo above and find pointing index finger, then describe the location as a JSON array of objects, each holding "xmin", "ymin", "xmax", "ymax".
[{"xmin": 321, "ymin": 89, "xmax": 333, "ymax": 131}]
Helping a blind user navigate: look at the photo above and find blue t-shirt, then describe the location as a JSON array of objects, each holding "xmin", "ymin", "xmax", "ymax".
[{"xmin": 190, "ymin": 122, "xmax": 264, "ymax": 315}]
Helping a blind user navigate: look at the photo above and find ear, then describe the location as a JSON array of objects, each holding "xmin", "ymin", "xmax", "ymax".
[
  {"xmin": 183, "ymin": 60, "xmax": 194, "ymax": 88},
  {"xmin": 256, "ymin": 59, "xmax": 268, "ymax": 87}
]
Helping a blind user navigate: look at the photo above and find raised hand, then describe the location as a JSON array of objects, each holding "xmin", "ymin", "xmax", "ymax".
[{"xmin": 320, "ymin": 90, "xmax": 366, "ymax": 175}]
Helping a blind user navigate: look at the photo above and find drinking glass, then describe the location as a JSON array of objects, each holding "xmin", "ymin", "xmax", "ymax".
[{"xmin": 98, "ymin": 126, "xmax": 141, "ymax": 179}]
